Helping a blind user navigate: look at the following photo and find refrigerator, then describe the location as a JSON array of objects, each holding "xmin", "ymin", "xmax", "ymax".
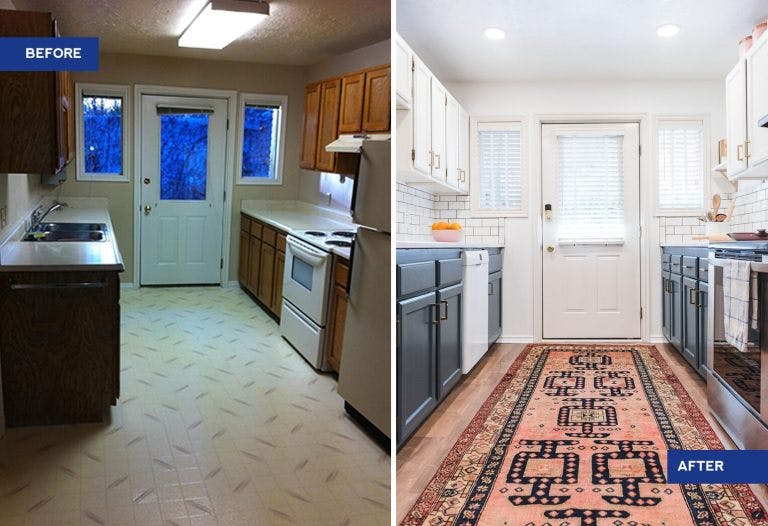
[{"xmin": 337, "ymin": 139, "xmax": 391, "ymax": 441}]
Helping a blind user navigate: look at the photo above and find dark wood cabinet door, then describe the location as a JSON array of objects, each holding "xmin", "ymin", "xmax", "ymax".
[
  {"xmin": 327, "ymin": 284, "xmax": 349, "ymax": 372},
  {"xmin": 338, "ymin": 72, "xmax": 365, "ymax": 134},
  {"xmin": 362, "ymin": 65, "xmax": 391, "ymax": 132},
  {"xmin": 681, "ymin": 276, "xmax": 699, "ymax": 367},
  {"xmin": 397, "ymin": 291, "xmax": 438, "ymax": 446},
  {"xmin": 258, "ymin": 242, "xmax": 276, "ymax": 309},
  {"xmin": 238, "ymin": 230, "xmax": 250, "ymax": 287},
  {"xmin": 247, "ymin": 237, "xmax": 262, "ymax": 296},
  {"xmin": 300, "ymin": 82, "xmax": 321, "ymax": 169},
  {"xmin": 55, "ymin": 69, "xmax": 73, "ymax": 171},
  {"xmin": 315, "ymin": 78, "xmax": 342, "ymax": 172},
  {"xmin": 437, "ymin": 283, "xmax": 462, "ymax": 401},
  {"xmin": 273, "ymin": 249, "xmax": 285, "ymax": 317},
  {"xmin": 0, "ymin": 271, "xmax": 120, "ymax": 425}
]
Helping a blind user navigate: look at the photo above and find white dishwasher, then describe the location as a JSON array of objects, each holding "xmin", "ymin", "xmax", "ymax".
[{"xmin": 461, "ymin": 250, "xmax": 489, "ymax": 374}]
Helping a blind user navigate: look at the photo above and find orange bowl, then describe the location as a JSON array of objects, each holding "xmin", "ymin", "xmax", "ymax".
[{"xmin": 431, "ymin": 229, "xmax": 463, "ymax": 242}]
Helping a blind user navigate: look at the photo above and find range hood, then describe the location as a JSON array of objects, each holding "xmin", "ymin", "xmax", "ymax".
[{"xmin": 325, "ymin": 133, "xmax": 390, "ymax": 153}]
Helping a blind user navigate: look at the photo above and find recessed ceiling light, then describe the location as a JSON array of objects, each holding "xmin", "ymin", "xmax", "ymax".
[
  {"xmin": 484, "ymin": 27, "xmax": 506, "ymax": 41},
  {"xmin": 179, "ymin": 0, "xmax": 270, "ymax": 50},
  {"xmin": 656, "ymin": 24, "xmax": 680, "ymax": 38}
]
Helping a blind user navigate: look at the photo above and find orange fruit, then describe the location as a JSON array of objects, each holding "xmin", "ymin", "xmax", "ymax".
[
  {"xmin": 432, "ymin": 222, "xmax": 449, "ymax": 230},
  {"xmin": 448, "ymin": 223, "xmax": 462, "ymax": 230}
]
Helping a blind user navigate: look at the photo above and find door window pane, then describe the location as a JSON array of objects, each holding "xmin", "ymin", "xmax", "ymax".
[
  {"xmin": 242, "ymin": 105, "xmax": 279, "ymax": 179},
  {"xmin": 160, "ymin": 113, "xmax": 209, "ymax": 200},
  {"xmin": 82, "ymin": 95, "xmax": 123, "ymax": 174}
]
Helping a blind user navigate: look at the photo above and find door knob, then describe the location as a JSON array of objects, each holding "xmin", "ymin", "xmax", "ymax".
[
  {"xmin": 546, "ymin": 245, "xmax": 555, "ymax": 253},
  {"xmin": 144, "ymin": 205, "xmax": 152, "ymax": 215}
]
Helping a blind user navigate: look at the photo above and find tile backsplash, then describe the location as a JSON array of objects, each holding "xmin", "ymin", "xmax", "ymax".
[
  {"xmin": 396, "ymin": 182, "xmax": 505, "ymax": 245},
  {"xmin": 731, "ymin": 181, "xmax": 768, "ymax": 232}
]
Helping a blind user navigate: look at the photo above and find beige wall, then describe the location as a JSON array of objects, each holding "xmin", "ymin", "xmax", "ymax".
[
  {"xmin": 63, "ymin": 53, "xmax": 307, "ymax": 283},
  {"xmin": 299, "ymin": 39, "xmax": 391, "ymax": 208}
]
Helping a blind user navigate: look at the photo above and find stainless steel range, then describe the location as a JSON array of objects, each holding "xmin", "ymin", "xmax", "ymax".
[{"xmin": 708, "ymin": 242, "xmax": 768, "ymax": 449}]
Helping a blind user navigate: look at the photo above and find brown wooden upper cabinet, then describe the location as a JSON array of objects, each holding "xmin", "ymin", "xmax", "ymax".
[
  {"xmin": 339, "ymin": 72, "xmax": 366, "ymax": 134},
  {"xmin": 300, "ymin": 64, "xmax": 390, "ymax": 172},
  {"xmin": 315, "ymin": 78, "xmax": 343, "ymax": 172},
  {"xmin": 362, "ymin": 65, "xmax": 391, "ymax": 132},
  {"xmin": 0, "ymin": 9, "xmax": 74, "ymax": 175},
  {"xmin": 299, "ymin": 83, "xmax": 321, "ymax": 169}
]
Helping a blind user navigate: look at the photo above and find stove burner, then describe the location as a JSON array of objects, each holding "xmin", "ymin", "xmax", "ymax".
[
  {"xmin": 304, "ymin": 231, "xmax": 326, "ymax": 237},
  {"xmin": 331, "ymin": 231, "xmax": 355, "ymax": 238},
  {"xmin": 326, "ymin": 240, "xmax": 352, "ymax": 248}
]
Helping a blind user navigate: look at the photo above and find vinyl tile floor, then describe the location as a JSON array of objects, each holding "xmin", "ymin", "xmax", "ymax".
[{"xmin": 0, "ymin": 286, "xmax": 390, "ymax": 526}]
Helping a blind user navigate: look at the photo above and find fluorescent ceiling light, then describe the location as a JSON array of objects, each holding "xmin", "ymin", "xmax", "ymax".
[
  {"xmin": 656, "ymin": 24, "xmax": 680, "ymax": 38},
  {"xmin": 179, "ymin": 0, "xmax": 269, "ymax": 49},
  {"xmin": 484, "ymin": 27, "xmax": 506, "ymax": 40}
]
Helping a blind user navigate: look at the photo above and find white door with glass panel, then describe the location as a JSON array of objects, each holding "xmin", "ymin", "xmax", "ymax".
[
  {"xmin": 140, "ymin": 95, "xmax": 227, "ymax": 285},
  {"xmin": 542, "ymin": 123, "xmax": 641, "ymax": 339}
]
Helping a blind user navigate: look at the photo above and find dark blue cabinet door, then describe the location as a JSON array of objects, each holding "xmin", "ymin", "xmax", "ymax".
[
  {"xmin": 437, "ymin": 283, "xmax": 462, "ymax": 401},
  {"xmin": 682, "ymin": 276, "xmax": 698, "ymax": 368},
  {"xmin": 397, "ymin": 291, "xmax": 438, "ymax": 447},
  {"xmin": 488, "ymin": 272, "xmax": 502, "ymax": 346},
  {"xmin": 697, "ymin": 281, "xmax": 709, "ymax": 377},
  {"xmin": 670, "ymin": 273, "xmax": 683, "ymax": 351},
  {"xmin": 661, "ymin": 270, "xmax": 671, "ymax": 341}
]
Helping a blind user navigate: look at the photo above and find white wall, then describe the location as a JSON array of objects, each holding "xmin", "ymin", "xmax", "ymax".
[{"xmin": 444, "ymin": 80, "xmax": 727, "ymax": 342}]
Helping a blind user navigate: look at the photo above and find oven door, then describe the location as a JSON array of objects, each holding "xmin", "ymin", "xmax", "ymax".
[{"xmin": 282, "ymin": 236, "xmax": 332, "ymax": 325}]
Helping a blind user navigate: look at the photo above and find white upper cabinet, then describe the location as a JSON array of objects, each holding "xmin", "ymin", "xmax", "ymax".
[
  {"xmin": 395, "ymin": 36, "xmax": 413, "ymax": 110},
  {"xmin": 747, "ymin": 34, "xmax": 768, "ymax": 170},
  {"xmin": 726, "ymin": 60, "xmax": 748, "ymax": 177},
  {"xmin": 724, "ymin": 32, "xmax": 768, "ymax": 179},
  {"xmin": 395, "ymin": 33, "xmax": 469, "ymax": 195}
]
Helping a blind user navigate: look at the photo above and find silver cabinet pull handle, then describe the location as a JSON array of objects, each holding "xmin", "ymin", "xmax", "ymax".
[
  {"xmin": 440, "ymin": 300, "xmax": 448, "ymax": 321},
  {"xmin": 689, "ymin": 288, "xmax": 698, "ymax": 305},
  {"xmin": 429, "ymin": 303, "xmax": 440, "ymax": 324}
]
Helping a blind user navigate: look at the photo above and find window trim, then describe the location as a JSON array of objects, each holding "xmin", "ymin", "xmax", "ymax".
[
  {"xmin": 75, "ymin": 83, "xmax": 131, "ymax": 182},
  {"xmin": 469, "ymin": 116, "xmax": 528, "ymax": 217},
  {"xmin": 652, "ymin": 114, "xmax": 710, "ymax": 217},
  {"xmin": 235, "ymin": 93, "xmax": 287, "ymax": 186}
]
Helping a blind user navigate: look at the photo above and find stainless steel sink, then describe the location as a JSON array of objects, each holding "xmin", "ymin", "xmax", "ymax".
[{"xmin": 22, "ymin": 223, "xmax": 108, "ymax": 242}]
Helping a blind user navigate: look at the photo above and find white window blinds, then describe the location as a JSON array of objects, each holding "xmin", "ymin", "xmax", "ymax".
[
  {"xmin": 477, "ymin": 122, "xmax": 522, "ymax": 210},
  {"xmin": 557, "ymin": 134, "xmax": 625, "ymax": 242},
  {"xmin": 657, "ymin": 120, "xmax": 704, "ymax": 210}
]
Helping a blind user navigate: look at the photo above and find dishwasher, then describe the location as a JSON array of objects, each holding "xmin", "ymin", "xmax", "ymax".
[{"xmin": 461, "ymin": 250, "xmax": 489, "ymax": 374}]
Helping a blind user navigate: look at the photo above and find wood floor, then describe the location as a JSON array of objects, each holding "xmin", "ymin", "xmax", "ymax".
[{"xmin": 396, "ymin": 342, "xmax": 768, "ymax": 523}]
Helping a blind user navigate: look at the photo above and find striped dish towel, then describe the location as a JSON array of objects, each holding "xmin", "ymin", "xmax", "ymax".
[{"xmin": 723, "ymin": 259, "xmax": 759, "ymax": 352}]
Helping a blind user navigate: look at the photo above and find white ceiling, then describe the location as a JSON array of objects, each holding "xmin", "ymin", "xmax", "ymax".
[
  {"xmin": 12, "ymin": 0, "xmax": 390, "ymax": 66},
  {"xmin": 397, "ymin": 0, "xmax": 768, "ymax": 82}
]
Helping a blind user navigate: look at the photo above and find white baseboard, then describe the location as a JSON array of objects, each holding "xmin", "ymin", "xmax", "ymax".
[
  {"xmin": 120, "ymin": 282, "xmax": 138, "ymax": 290},
  {"xmin": 226, "ymin": 280, "xmax": 240, "ymax": 288},
  {"xmin": 498, "ymin": 335, "xmax": 535, "ymax": 343}
]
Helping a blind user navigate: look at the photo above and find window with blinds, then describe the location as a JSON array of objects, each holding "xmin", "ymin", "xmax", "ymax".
[
  {"xmin": 657, "ymin": 120, "xmax": 704, "ymax": 211},
  {"xmin": 476, "ymin": 122, "xmax": 523, "ymax": 212},
  {"xmin": 557, "ymin": 134, "xmax": 625, "ymax": 242}
]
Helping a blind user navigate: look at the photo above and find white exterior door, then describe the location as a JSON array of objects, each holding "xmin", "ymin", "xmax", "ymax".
[
  {"xmin": 541, "ymin": 123, "xmax": 641, "ymax": 339},
  {"xmin": 140, "ymin": 95, "xmax": 228, "ymax": 285}
]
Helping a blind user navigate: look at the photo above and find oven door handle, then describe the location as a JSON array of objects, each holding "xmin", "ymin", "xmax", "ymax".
[{"xmin": 286, "ymin": 237, "xmax": 327, "ymax": 266}]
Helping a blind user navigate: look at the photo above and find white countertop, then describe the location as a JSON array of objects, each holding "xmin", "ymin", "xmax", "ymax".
[
  {"xmin": 0, "ymin": 199, "xmax": 125, "ymax": 272},
  {"xmin": 397, "ymin": 241, "xmax": 504, "ymax": 249},
  {"xmin": 241, "ymin": 200, "xmax": 355, "ymax": 259}
]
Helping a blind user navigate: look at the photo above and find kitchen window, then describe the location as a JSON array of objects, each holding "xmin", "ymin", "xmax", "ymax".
[
  {"xmin": 75, "ymin": 83, "xmax": 131, "ymax": 182},
  {"xmin": 655, "ymin": 117, "xmax": 708, "ymax": 214},
  {"xmin": 236, "ymin": 93, "xmax": 287, "ymax": 185},
  {"xmin": 470, "ymin": 119, "xmax": 526, "ymax": 216}
]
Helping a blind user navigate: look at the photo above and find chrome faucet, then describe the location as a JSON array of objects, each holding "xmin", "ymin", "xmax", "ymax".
[{"xmin": 31, "ymin": 200, "xmax": 67, "ymax": 230}]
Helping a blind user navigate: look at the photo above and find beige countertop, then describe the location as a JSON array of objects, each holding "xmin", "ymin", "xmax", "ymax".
[
  {"xmin": 241, "ymin": 200, "xmax": 355, "ymax": 259},
  {"xmin": 0, "ymin": 199, "xmax": 125, "ymax": 272}
]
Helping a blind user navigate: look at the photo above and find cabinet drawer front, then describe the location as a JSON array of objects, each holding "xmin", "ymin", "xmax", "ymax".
[
  {"xmin": 682, "ymin": 256, "xmax": 698, "ymax": 278},
  {"xmin": 662, "ymin": 253, "xmax": 671, "ymax": 272},
  {"xmin": 277, "ymin": 233, "xmax": 287, "ymax": 253},
  {"xmin": 262, "ymin": 226, "xmax": 277, "ymax": 246},
  {"xmin": 250, "ymin": 220, "xmax": 262, "ymax": 239},
  {"xmin": 698, "ymin": 262, "xmax": 709, "ymax": 283},
  {"xmin": 397, "ymin": 261, "xmax": 436, "ymax": 297},
  {"xmin": 334, "ymin": 259, "xmax": 350, "ymax": 286},
  {"xmin": 437, "ymin": 258, "xmax": 462, "ymax": 287},
  {"xmin": 489, "ymin": 253, "xmax": 503, "ymax": 274},
  {"xmin": 669, "ymin": 255, "xmax": 682, "ymax": 274}
]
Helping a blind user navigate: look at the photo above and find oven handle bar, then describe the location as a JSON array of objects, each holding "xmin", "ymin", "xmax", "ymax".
[
  {"xmin": 286, "ymin": 236, "xmax": 328, "ymax": 266},
  {"xmin": 712, "ymin": 258, "xmax": 768, "ymax": 273}
]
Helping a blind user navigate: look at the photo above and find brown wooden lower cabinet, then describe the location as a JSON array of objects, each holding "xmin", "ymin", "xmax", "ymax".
[
  {"xmin": 327, "ymin": 257, "xmax": 349, "ymax": 372},
  {"xmin": 0, "ymin": 270, "xmax": 121, "ymax": 426},
  {"xmin": 238, "ymin": 213, "xmax": 287, "ymax": 319}
]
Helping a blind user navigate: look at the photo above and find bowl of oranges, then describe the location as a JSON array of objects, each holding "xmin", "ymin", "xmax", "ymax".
[{"xmin": 431, "ymin": 222, "xmax": 463, "ymax": 242}]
